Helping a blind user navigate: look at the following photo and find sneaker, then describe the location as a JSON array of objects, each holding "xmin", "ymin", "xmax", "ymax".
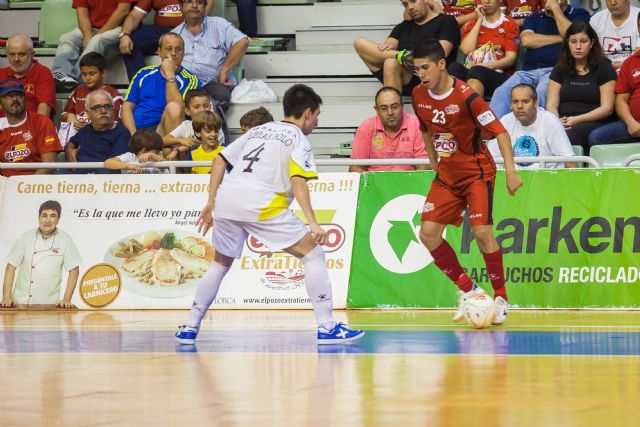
[
  {"xmin": 317, "ymin": 322, "xmax": 365, "ymax": 344},
  {"xmin": 396, "ymin": 49, "xmax": 414, "ymax": 69},
  {"xmin": 453, "ymin": 284, "xmax": 480, "ymax": 323},
  {"xmin": 492, "ymin": 296, "xmax": 508, "ymax": 325},
  {"xmin": 53, "ymin": 72, "xmax": 78, "ymax": 92},
  {"xmin": 174, "ymin": 325, "xmax": 198, "ymax": 345}
]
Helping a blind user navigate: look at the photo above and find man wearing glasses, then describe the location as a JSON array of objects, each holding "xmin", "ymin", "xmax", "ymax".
[
  {"xmin": 0, "ymin": 78, "xmax": 62, "ymax": 177},
  {"xmin": 349, "ymin": 86, "xmax": 429, "ymax": 172},
  {"xmin": 172, "ymin": 0, "xmax": 249, "ymax": 109},
  {"xmin": 64, "ymin": 89, "xmax": 130, "ymax": 174}
]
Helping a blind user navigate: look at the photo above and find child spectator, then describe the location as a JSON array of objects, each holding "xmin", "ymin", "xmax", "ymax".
[
  {"xmin": 104, "ymin": 129, "xmax": 171, "ymax": 174},
  {"xmin": 185, "ymin": 111, "xmax": 223, "ymax": 174},
  {"xmin": 239, "ymin": 106, "xmax": 274, "ymax": 133},
  {"xmin": 61, "ymin": 53, "xmax": 123, "ymax": 130},
  {"xmin": 162, "ymin": 88, "xmax": 226, "ymax": 150}
]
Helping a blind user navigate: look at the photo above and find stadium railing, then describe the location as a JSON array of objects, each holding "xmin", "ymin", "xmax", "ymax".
[{"xmin": 0, "ymin": 156, "xmax": 601, "ymax": 174}]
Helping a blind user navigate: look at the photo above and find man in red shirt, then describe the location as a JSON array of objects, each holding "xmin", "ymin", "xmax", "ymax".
[
  {"xmin": 587, "ymin": 49, "xmax": 640, "ymax": 147},
  {"xmin": 0, "ymin": 79, "xmax": 62, "ymax": 177},
  {"xmin": 0, "ymin": 34, "xmax": 56, "ymax": 118},
  {"xmin": 51, "ymin": 0, "xmax": 133, "ymax": 91},
  {"xmin": 118, "ymin": 0, "xmax": 213, "ymax": 80},
  {"xmin": 411, "ymin": 40, "xmax": 522, "ymax": 325}
]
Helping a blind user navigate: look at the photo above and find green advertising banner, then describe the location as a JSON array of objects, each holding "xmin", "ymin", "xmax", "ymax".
[{"xmin": 348, "ymin": 169, "xmax": 640, "ymax": 308}]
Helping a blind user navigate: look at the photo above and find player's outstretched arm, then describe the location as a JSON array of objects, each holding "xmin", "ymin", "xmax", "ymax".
[
  {"xmin": 495, "ymin": 132, "xmax": 523, "ymax": 196},
  {"xmin": 291, "ymin": 176, "xmax": 326, "ymax": 245},
  {"xmin": 196, "ymin": 156, "xmax": 227, "ymax": 235}
]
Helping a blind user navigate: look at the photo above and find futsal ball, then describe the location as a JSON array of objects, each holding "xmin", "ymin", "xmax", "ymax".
[{"xmin": 463, "ymin": 292, "xmax": 496, "ymax": 329}]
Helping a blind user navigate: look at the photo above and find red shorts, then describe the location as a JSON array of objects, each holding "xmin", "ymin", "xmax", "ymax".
[{"xmin": 421, "ymin": 178, "xmax": 495, "ymax": 226}]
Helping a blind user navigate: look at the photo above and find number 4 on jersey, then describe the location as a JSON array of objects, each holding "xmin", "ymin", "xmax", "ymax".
[{"xmin": 242, "ymin": 143, "xmax": 266, "ymax": 173}]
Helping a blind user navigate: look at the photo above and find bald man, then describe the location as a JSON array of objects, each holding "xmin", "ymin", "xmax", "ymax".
[{"xmin": 0, "ymin": 34, "xmax": 56, "ymax": 117}]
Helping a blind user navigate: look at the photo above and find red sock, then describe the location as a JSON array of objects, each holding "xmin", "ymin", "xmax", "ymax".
[
  {"xmin": 483, "ymin": 249, "xmax": 507, "ymax": 301},
  {"xmin": 430, "ymin": 240, "xmax": 474, "ymax": 292}
]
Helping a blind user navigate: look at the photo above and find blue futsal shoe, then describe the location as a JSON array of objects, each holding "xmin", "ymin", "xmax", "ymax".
[
  {"xmin": 317, "ymin": 322, "xmax": 365, "ymax": 344},
  {"xmin": 175, "ymin": 325, "xmax": 199, "ymax": 345}
]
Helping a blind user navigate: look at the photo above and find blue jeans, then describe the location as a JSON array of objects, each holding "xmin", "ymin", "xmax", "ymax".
[
  {"xmin": 123, "ymin": 24, "xmax": 171, "ymax": 80},
  {"xmin": 489, "ymin": 67, "xmax": 553, "ymax": 118},
  {"xmin": 587, "ymin": 120, "xmax": 638, "ymax": 147},
  {"xmin": 236, "ymin": 0, "xmax": 257, "ymax": 37}
]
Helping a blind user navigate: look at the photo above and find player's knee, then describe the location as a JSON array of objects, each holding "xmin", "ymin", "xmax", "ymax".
[
  {"xmin": 419, "ymin": 228, "xmax": 441, "ymax": 250},
  {"xmin": 472, "ymin": 227, "xmax": 494, "ymax": 249}
]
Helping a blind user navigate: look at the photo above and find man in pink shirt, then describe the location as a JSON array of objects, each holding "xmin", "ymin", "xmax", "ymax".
[{"xmin": 350, "ymin": 86, "xmax": 428, "ymax": 172}]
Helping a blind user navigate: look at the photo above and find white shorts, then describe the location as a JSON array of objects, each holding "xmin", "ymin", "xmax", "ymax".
[{"xmin": 212, "ymin": 210, "xmax": 309, "ymax": 258}]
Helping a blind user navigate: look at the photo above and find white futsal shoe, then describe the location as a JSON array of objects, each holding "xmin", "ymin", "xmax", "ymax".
[
  {"xmin": 492, "ymin": 296, "xmax": 509, "ymax": 325},
  {"xmin": 453, "ymin": 284, "xmax": 481, "ymax": 323}
]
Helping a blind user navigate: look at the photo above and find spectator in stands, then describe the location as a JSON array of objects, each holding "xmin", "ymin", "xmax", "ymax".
[
  {"xmin": 546, "ymin": 22, "xmax": 617, "ymax": 151},
  {"xmin": 52, "ymin": 0, "xmax": 133, "ymax": 91},
  {"xmin": 349, "ymin": 86, "xmax": 428, "ymax": 172},
  {"xmin": 172, "ymin": 0, "xmax": 249, "ymax": 107},
  {"xmin": 587, "ymin": 43, "xmax": 640, "ymax": 147},
  {"xmin": 1, "ymin": 200, "xmax": 81, "ymax": 308},
  {"xmin": 185, "ymin": 111, "xmax": 223, "ymax": 174},
  {"xmin": 240, "ymin": 107, "xmax": 274, "ymax": 133},
  {"xmin": 162, "ymin": 88, "xmax": 220, "ymax": 151},
  {"xmin": 440, "ymin": 0, "xmax": 478, "ymax": 28},
  {"xmin": 0, "ymin": 79, "xmax": 61, "ymax": 177},
  {"xmin": 61, "ymin": 53, "xmax": 123, "ymax": 131},
  {"xmin": 105, "ymin": 129, "xmax": 173, "ymax": 173},
  {"xmin": 488, "ymin": 83, "xmax": 577, "ymax": 168},
  {"xmin": 236, "ymin": 0, "xmax": 258, "ymax": 38},
  {"xmin": 0, "ymin": 34, "xmax": 56, "ymax": 118},
  {"xmin": 489, "ymin": 0, "xmax": 590, "ymax": 118},
  {"xmin": 504, "ymin": 0, "xmax": 541, "ymax": 26},
  {"xmin": 122, "ymin": 33, "xmax": 200, "ymax": 136},
  {"xmin": 353, "ymin": 0, "xmax": 459, "ymax": 95},
  {"xmin": 118, "ymin": 1, "xmax": 214, "ymax": 80},
  {"xmin": 590, "ymin": 0, "xmax": 640, "ymax": 72},
  {"xmin": 64, "ymin": 89, "xmax": 130, "ymax": 174},
  {"xmin": 448, "ymin": 0, "xmax": 520, "ymax": 98}
]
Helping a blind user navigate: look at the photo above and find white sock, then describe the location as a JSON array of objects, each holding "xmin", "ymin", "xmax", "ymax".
[
  {"xmin": 301, "ymin": 245, "xmax": 335, "ymax": 329},
  {"xmin": 187, "ymin": 261, "xmax": 231, "ymax": 329}
]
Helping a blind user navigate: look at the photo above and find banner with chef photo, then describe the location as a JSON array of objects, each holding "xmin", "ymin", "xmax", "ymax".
[{"xmin": 0, "ymin": 173, "xmax": 359, "ymax": 309}]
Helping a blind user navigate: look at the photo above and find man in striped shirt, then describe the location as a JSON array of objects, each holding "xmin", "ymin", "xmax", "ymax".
[{"xmin": 122, "ymin": 32, "xmax": 200, "ymax": 136}]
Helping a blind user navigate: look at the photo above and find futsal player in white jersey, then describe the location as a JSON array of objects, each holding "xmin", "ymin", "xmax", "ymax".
[{"xmin": 175, "ymin": 84, "xmax": 365, "ymax": 345}]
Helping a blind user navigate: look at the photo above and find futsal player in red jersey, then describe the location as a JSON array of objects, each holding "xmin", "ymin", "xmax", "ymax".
[{"xmin": 411, "ymin": 40, "xmax": 523, "ymax": 325}]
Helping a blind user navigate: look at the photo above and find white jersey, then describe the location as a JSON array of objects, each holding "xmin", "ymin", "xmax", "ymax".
[
  {"xmin": 487, "ymin": 108, "xmax": 574, "ymax": 169},
  {"xmin": 214, "ymin": 121, "xmax": 318, "ymax": 222},
  {"xmin": 590, "ymin": 7, "xmax": 640, "ymax": 68}
]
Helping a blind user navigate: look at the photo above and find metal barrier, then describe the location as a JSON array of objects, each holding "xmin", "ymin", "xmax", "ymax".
[{"xmin": 0, "ymin": 155, "xmax": 601, "ymax": 172}]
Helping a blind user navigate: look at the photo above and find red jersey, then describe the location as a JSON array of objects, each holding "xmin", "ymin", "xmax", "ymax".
[
  {"xmin": 134, "ymin": 0, "xmax": 183, "ymax": 28},
  {"xmin": 502, "ymin": 0, "xmax": 540, "ymax": 20},
  {"xmin": 0, "ymin": 114, "xmax": 62, "ymax": 177},
  {"xmin": 63, "ymin": 85, "xmax": 123, "ymax": 122},
  {"xmin": 412, "ymin": 78, "xmax": 506, "ymax": 188},
  {"xmin": 442, "ymin": 0, "xmax": 477, "ymax": 17},
  {"xmin": 72, "ymin": 0, "xmax": 134, "ymax": 28},
  {"xmin": 0, "ymin": 61, "xmax": 56, "ymax": 117},
  {"xmin": 615, "ymin": 50, "xmax": 640, "ymax": 122},
  {"xmin": 461, "ymin": 14, "xmax": 520, "ymax": 73}
]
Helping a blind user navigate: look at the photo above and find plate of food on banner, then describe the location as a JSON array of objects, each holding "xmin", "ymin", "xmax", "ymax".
[{"xmin": 104, "ymin": 230, "xmax": 215, "ymax": 298}]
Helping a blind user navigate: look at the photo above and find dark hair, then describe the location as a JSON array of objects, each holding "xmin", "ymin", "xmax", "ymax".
[
  {"xmin": 192, "ymin": 110, "xmax": 222, "ymax": 133},
  {"xmin": 511, "ymin": 83, "xmax": 537, "ymax": 101},
  {"xmin": 557, "ymin": 22, "xmax": 607, "ymax": 77},
  {"xmin": 184, "ymin": 88, "xmax": 211, "ymax": 109},
  {"xmin": 79, "ymin": 52, "xmax": 106, "ymax": 70},
  {"xmin": 39, "ymin": 200, "xmax": 61, "ymax": 216},
  {"xmin": 179, "ymin": 0, "xmax": 208, "ymax": 5},
  {"xmin": 282, "ymin": 84, "xmax": 322, "ymax": 119},
  {"xmin": 128, "ymin": 129, "xmax": 164, "ymax": 154},
  {"xmin": 413, "ymin": 40, "xmax": 446, "ymax": 63},
  {"xmin": 240, "ymin": 107, "xmax": 274, "ymax": 129},
  {"xmin": 374, "ymin": 86, "xmax": 402, "ymax": 105}
]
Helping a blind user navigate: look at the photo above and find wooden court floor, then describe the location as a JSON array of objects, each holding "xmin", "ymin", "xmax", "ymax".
[{"xmin": 1, "ymin": 309, "xmax": 639, "ymax": 427}]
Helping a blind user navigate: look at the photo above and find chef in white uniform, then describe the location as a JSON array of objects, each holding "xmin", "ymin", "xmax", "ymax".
[{"xmin": 2, "ymin": 200, "xmax": 82, "ymax": 307}]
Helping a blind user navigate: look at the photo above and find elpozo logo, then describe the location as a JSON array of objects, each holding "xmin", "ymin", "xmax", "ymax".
[{"xmin": 369, "ymin": 194, "xmax": 445, "ymax": 274}]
